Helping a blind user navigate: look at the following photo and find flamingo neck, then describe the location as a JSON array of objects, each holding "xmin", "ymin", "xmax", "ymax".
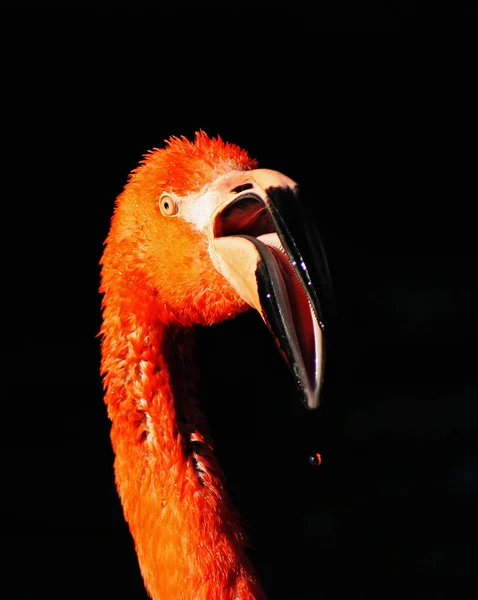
[{"xmin": 100, "ymin": 306, "xmax": 266, "ymax": 600}]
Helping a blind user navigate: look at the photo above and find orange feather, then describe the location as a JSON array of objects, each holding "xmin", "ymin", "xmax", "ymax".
[{"xmin": 100, "ymin": 132, "xmax": 266, "ymax": 599}]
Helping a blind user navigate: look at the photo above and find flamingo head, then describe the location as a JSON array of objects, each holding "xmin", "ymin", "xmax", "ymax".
[{"xmin": 101, "ymin": 131, "xmax": 332, "ymax": 408}]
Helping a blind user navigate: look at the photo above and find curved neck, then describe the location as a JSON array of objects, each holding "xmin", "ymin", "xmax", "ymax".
[{"xmin": 100, "ymin": 306, "xmax": 266, "ymax": 599}]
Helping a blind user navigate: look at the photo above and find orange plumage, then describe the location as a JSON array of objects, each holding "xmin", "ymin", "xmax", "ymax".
[
  {"xmin": 100, "ymin": 131, "xmax": 327, "ymax": 599},
  {"xmin": 100, "ymin": 132, "xmax": 266, "ymax": 599}
]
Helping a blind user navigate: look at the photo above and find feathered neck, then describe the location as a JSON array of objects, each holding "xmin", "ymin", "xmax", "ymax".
[{"xmin": 100, "ymin": 293, "xmax": 266, "ymax": 599}]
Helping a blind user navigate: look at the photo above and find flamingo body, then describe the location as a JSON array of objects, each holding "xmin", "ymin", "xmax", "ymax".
[{"xmin": 100, "ymin": 132, "xmax": 327, "ymax": 599}]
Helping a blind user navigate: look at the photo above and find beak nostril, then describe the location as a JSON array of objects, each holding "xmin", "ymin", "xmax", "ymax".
[{"xmin": 231, "ymin": 183, "xmax": 253, "ymax": 194}]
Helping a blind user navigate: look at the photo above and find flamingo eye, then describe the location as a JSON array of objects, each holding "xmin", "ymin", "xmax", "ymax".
[{"xmin": 159, "ymin": 193, "xmax": 178, "ymax": 216}]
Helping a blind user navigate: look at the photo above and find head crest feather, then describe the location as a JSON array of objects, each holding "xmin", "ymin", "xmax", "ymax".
[{"xmin": 129, "ymin": 130, "xmax": 258, "ymax": 196}]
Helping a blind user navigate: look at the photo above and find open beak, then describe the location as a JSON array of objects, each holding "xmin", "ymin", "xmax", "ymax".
[{"xmin": 209, "ymin": 169, "xmax": 332, "ymax": 410}]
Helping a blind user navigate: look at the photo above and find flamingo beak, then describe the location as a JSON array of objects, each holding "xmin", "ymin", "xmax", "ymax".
[{"xmin": 211, "ymin": 170, "xmax": 333, "ymax": 409}]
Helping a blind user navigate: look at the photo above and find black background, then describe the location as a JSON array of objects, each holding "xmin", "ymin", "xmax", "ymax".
[{"xmin": 2, "ymin": 6, "xmax": 478, "ymax": 599}]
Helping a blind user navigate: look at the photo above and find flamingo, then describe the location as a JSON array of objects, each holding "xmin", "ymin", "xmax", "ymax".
[{"xmin": 99, "ymin": 131, "xmax": 331, "ymax": 599}]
